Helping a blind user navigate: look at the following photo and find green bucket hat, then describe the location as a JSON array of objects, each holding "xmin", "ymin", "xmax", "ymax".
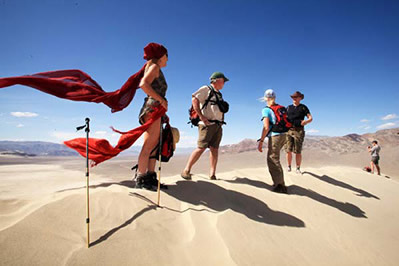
[{"xmin": 210, "ymin": 72, "xmax": 229, "ymax": 82}]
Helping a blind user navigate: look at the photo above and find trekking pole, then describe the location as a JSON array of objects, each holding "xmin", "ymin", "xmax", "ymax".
[
  {"xmin": 77, "ymin": 118, "xmax": 90, "ymax": 248},
  {"xmin": 157, "ymin": 120, "xmax": 163, "ymax": 207}
]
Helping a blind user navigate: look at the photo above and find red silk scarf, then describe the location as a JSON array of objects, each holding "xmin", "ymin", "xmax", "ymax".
[
  {"xmin": 0, "ymin": 64, "xmax": 146, "ymax": 113},
  {"xmin": 64, "ymin": 106, "xmax": 166, "ymax": 165},
  {"xmin": 0, "ymin": 64, "xmax": 166, "ymax": 165}
]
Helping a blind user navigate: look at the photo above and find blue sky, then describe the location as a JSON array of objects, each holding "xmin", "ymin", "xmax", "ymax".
[{"xmin": 1, "ymin": 0, "xmax": 398, "ymax": 147}]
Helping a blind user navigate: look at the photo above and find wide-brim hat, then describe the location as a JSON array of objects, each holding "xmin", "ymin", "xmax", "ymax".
[
  {"xmin": 291, "ymin": 91, "xmax": 304, "ymax": 99},
  {"xmin": 171, "ymin": 127, "xmax": 180, "ymax": 150}
]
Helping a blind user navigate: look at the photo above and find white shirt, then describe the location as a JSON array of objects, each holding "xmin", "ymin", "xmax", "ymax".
[{"xmin": 192, "ymin": 85, "xmax": 224, "ymax": 125}]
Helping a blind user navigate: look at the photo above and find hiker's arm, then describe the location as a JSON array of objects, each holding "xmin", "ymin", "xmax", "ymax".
[
  {"xmin": 258, "ymin": 118, "xmax": 270, "ymax": 152},
  {"xmin": 139, "ymin": 64, "xmax": 168, "ymax": 111},
  {"xmin": 192, "ymin": 96, "xmax": 210, "ymax": 125},
  {"xmin": 301, "ymin": 113, "xmax": 313, "ymax": 126}
]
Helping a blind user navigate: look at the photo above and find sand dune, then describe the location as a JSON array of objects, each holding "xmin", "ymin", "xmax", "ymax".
[{"xmin": 1, "ymin": 156, "xmax": 398, "ymax": 265}]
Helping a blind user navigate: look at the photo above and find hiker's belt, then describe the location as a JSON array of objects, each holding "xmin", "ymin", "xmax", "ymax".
[
  {"xmin": 208, "ymin": 120, "xmax": 226, "ymax": 125},
  {"xmin": 290, "ymin": 127, "xmax": 304, "ymax": 131}
]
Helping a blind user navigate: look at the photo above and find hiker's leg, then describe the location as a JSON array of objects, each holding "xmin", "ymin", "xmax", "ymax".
[
  {"xmin": 184, "ymin": 148, "xmax": 206, "ymax": 172},
  {"xmin": 286, "ymin": 152, "xmax": 293, "ymax": 168},
  {"xmin": 147, "ymin": 158, "xmax": 157, "ymax": 173},
  {"xmin": 285, "ymin": 131, "xmax": 294, "ymax": 167},
  {"xmin": 294, "ymin": 128, "xmax": 304, "ymax": 168},
  {"xmin": 138, "ymin": 118, "xmax": 161, "ymax": 174},
  {"xmin": 209, "ymin": 146, "xmax": 219, "ymax": 177},
  {"xmin": 267, "ymin": 135, "xmax": 285, "ymax": 185},
  {"xmin": 373, "ymin": 157, "xmax": 381, "ymax": 175},
  {"xmin": 208, "ymin": 125, "xmax": 222, "ymax": 177},
  {"xmin": 370, "ymin": 161, "xmax": 375, "ymax": 174},
  {"xmin": 296, "ymin": 153, "xmax": 302, "ymax": 168}
]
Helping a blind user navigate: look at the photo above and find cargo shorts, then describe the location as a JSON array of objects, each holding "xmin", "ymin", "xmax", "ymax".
[
  {"xmin": 197, "ymin": 124, "xmax": 223, "ymax": 149},
  {"xmin": 285, "ymin": 127, "xmax": 305, "ymax": 154}
]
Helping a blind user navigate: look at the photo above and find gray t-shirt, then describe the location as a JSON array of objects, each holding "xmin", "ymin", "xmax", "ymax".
[{"xmin": 370, "ymin": 145, "xmax": 381, "ymax": 157}]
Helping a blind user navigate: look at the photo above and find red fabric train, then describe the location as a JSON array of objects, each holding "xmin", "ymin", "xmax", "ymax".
[
  {"xmin": 64, "ymin": 106, "xmax": 166, "ymax": 165},
  {"xmin": 0, "ymin": 65, "xmax": 146, "ymax": 113}
]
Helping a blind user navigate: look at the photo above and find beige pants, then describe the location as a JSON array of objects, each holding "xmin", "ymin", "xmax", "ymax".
[{"xmin": 267, "ymin": 134, "xmax": 287, "ymax": 186}]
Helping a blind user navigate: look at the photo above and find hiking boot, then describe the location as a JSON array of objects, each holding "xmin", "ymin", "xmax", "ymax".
[
  {"xmin": 181, "ymin": 170, "xmax": 192, "ymax": 180},
  {"xmin": 135, "ymin": 173, "xmax": 156, "ymax": 191},
  {"xmin": 147, "ymin": 171, "xmax": 169, "ymax": 189},
  {"xmin": 287, "ymin": 166, "xmax": 292, "ymax": 172},
  {"xmin": 210, "ymin": 175, "xmax": 217, "ymax": 180},
  {"xmin": 147, "ymin": 171, "xmax": 158, "ymax": 186},
  {"xmin": 296, "ymin": 167, "xmax": 302, "ymax": 174},
  {"xmin": 134, "ymin": 174, "xmax": 145, "ymax": 189}
]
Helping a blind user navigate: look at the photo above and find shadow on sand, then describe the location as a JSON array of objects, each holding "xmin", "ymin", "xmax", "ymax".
[
  {"xmin": 302, "ymin": 171, "xmax": 380, "ymax": 200},
  {"xmin": 57, "ymin": 180, "xmax": 137, "ymax": 193},
  {"xmin": 163, "ymin": 180, "xmax": 305, "ymax": 228},
  {"xmin": 227, "ymin": 177, "xmax": 367, "ymax": 218},
  {"xmin": 89, "ymin": 205, "xmax": 157, "ymax": 247}
]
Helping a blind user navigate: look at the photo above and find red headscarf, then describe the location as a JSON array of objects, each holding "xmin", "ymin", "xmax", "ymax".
[{"xmin": 143, "ymin": 42, "xmax": 168, "ymax": 60}]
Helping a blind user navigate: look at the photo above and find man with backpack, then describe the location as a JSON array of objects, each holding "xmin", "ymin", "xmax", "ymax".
[
  {"xmin": 257, "ymin": 89, "xmax": 290, "ymax": 193},
  {"xmin": 181, "ymin": 72, "xmax": 229, "ymax": 180},
  {"xmin": 285, "ymin": 91, "xmax": 313, "ymax": 174}
]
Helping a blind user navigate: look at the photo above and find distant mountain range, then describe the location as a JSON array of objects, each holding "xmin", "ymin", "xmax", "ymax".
[
  {"xmin": 1, "ymin": 128, "xmax": 398, "ymax": 157},
  {"xmin": 219, "ymin": 128, "xmax": 399, "ymax": 154},
  {"xmin": 0, "ymin": 141, "xmax": 78, "ymax": 157}
]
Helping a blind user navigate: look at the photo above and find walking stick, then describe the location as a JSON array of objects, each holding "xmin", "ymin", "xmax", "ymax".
[
  {"xmin": 157, "ymin": 120, "xmax": 163, "ymax": 207},
  {"xmin": 76, "ymin": 117, "xmax": 90, "ymax": 248}
]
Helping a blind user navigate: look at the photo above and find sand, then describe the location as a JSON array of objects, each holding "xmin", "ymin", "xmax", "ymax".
[{"xmin": 0, "ymin": 152, "xmax": 398, "ymax": 266}]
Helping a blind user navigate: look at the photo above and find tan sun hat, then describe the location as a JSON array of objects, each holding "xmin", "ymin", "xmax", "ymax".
[{"xmin": 171, "ymin": 127, "xmax": 180, "ymax": 150}]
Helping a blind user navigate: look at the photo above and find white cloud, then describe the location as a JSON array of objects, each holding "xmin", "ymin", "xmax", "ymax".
[
  {"xmin": 381, "ymin": 114, "xmax": 397, "ymax": 121},
  {"xmin": 51, "ymin": 131, "xmax": 84, "ymax": 142},
  {"xmin": 16, "ymin": 124, "xmax": 24, "ymax": 128},
  {"xmin": 306, "ymin": 129, "xmax": 319, "ymax": 134},
  {"xmin": 359, "ymin": 125, "xmax": 371, "ymax": 130},
  {"xmin": 10, "ymin": 112, "xmax": 39, "ymax": 118},
  {"xmin": 94, "ymin": 131, "xmax": 107, "ymax": 136},
  {"xmin": 376, "ymin": 122, "xmax": 397, "ymax": 130},
  {"xmin": 360, "ymin": 119, "xmax": 370, "ymax": 123}
]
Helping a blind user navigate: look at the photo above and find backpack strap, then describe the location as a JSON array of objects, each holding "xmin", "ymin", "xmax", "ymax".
[
  {"xmin": 206, "ymin": 85, "xmax": 226, "ymax": 123},
  {"xmin": 201, "ymin": 86, "xmax": 215, "ymax": 110}
]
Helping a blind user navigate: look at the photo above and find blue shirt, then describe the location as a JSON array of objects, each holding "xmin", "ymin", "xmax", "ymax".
[{"xmin": 262, "ymin": 107, "xmax": 282, "ymax": 137}]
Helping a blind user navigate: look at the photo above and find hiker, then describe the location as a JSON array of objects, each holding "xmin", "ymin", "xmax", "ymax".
[
  {"xmin": 181, "ymin": 72, "xmax": 229, "ymax": 180},
  {"xmin": 285, "ymin": 91, "xmax": 312, "ymax": 174},
  {"xmin": 368, "ymin": 140, "xmax": 381, "ymax": 175},
  {"xmin": 257, "ymin": 89, "xmax": 288, "ymax": 193},
  {"xmin": 135, "ymin": 43, "xmax": 169, "ymax": 189}
]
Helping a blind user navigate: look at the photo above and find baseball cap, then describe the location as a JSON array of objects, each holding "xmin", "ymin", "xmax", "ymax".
[{"xmin": 264, "ymin": 89, "xmax": 276, "ymax": 98}]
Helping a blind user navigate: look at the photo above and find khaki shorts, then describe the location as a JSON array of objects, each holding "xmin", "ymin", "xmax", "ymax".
[
  {"xmin": 285, "ymin": 127, "xmax": 305, "ymax": 154},
  {"xmin": 198, "ymin": 124, "xmax": 223, "ymax": 149}
]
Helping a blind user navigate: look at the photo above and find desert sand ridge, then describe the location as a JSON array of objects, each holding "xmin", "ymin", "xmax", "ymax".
[{"xmin": 1, "ymin": 156, "xmax": 399, "ymax": 265}]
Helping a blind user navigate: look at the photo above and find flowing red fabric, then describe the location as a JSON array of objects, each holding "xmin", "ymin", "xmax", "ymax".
[
  {"xmin": 0, "ymin": 65, "xmax": 146, "ymax": 113},
  {"xmin": 64, "ymin": 106, "xmax": 166, "ymax": 165},
  {"xmin": 0, "ymin": 42, "xmax": 169, "ymax": 164}
]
